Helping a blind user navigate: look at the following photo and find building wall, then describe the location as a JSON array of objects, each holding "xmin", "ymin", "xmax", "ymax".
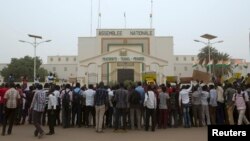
[
  {"xmin": 153, "ymin": 37, "xmax": 174, "ymax": 76},
  {"xmin": 77, "ymin": 37, "xmax": 98, "ymax": 78},
  {"xmin": 174, "ymin": 55, "xmax": 199, "ymax": 77},
  {"xmin": 42, "ymin": 56, "xmax": 78, "ymax": 82},
  {"xmin": 47, "ymin": 56, "xmax": 77, "ymax": 64}
]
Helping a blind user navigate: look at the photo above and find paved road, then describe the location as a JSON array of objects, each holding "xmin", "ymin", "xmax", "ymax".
[{"xmin": 1, "ymin": 125, "xmax": 207, "ymax": 141}]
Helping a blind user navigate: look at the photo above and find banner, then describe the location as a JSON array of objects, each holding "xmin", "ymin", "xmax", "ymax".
[
  {"xmin": 166, "ymin": 76, "xmax": 177, "ymax": 83},
  {"xmin": 233, "ymin": 73, "xmax": 241, "ymax": 79},
  {"xmin": 180, "ymin": 77, "xmax": 193, "ymax": 83},
  {"xmin": 192, "ymin": 70, "xmax": 211, "ymax": 83},
  {"xmin": 142, "ymin": 72, "xmax": 156, "ymax": 84}
]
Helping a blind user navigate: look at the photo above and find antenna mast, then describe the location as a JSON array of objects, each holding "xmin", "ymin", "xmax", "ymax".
[
  {"xmin": 90, "ymin": 0, "xmax": 93, "ymax": 36},
  {"xmin": 150, "ymin": 0, "xmax": 153, "ymax": 29},
  {"xmin": 98, "ymin": 0, "xmax": 101, "ymax": 29}
]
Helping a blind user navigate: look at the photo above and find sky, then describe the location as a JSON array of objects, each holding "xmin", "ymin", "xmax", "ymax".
[{"xmin": 0, "ymin": 0, "xmax": 250, "ymax": 64}]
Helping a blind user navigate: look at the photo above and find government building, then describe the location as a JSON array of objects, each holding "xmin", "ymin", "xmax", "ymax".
[{"xmin": 1, "ymin": 28, "xmax": 249, "ymax": 85}]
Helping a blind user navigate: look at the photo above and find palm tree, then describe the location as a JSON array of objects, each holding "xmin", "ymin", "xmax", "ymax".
[
  {"xmin": 197, "ymin": 46, "xmax": 232, "ymax": 78},
  {"xmin": 197, "ymin": 46, "xmax": 218, "ymax": 71}
]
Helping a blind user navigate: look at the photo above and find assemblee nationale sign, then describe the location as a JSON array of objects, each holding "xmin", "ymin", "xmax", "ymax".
[
  {"xmin": 97, "ymin": 29, "xmax": 154, "ymax": 37},
  {"xmin": 103, "ymin": 57, "xmax": 144, "ymax": 62}
]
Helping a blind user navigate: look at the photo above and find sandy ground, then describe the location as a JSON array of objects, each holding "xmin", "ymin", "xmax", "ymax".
[{"xmin": 1, "ymin": 125, "xmax": 207, "ymax": 141}]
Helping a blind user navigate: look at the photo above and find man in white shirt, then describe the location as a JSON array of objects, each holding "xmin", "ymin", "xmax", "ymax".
[
  {"xmin": 144, "ymin": 85, "xmax": 157, "ymax": 131},
  {"xmin": 216, "ymin": 83, "xmax": 225, "ymax": 124},
  {"xmin": 84, "ymin": 84, "xmax": 96, "ymax": 127},
  {"xmin": 47, "ymin": 89, "xmax": 57, "ymax": 135},
  {"xmin": 179, "ymin": 81, "xmax": 193, "ymax": 128},
  {"xmin": 53, "ymin": 85, "xmax": 61, "ymax": 126}
]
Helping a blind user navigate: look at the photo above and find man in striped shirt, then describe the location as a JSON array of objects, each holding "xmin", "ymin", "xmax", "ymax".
[
  {"xmin": 2, "ymin": 83, "xmax": 20, "ymax": 136},
  {"xmin": 30, "ymin": 84, "xmax": 46, "ymax": 138},
  {"xmin": 94, "ymin": 82, "xmax": 108, "ymax": 133},
  {"xmin": 113, "ymin": 82, "xmax": 128, "ymax": 131}
]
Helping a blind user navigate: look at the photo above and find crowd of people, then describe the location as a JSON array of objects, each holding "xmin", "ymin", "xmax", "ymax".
[{"xmin": 0, "ymin": 79, "xmax": 250, "ymax": 138}]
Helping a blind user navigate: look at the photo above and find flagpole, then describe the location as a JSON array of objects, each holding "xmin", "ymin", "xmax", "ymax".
[
  {"xmin": 90, "ymin": 0, "xmax": 93, "ymax": 36},
  {"xmin": 124, "ymin": 12, "xmax": 126, "ymax": 28},
  {"xmin": 150, "ymin": 0, "xmax": 153, "ymax": 29},
  {"xmin": 249, "ymin": 29, "xmax": 250, "ymax": 61},
  {"xmin": 97, "ymin": 0, "xmax": 101, "ymax": 29}
]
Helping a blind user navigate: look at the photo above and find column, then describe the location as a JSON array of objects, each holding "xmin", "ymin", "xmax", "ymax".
[
  {"xmin": 83, "ymin": 66, "xmax": 88, "ymax": 87},
  {"xmin": 97, "ymin": 65, "xmax": 102, "ymax": 83}
]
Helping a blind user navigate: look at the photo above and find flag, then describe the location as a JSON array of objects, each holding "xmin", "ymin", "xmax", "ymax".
[
  {"xmin": 99, "ymin": 13, "xmax": 101, "ymax": 17},
  {"xmin": 150, "ymin": 13, "xmax": 152, "ymax": 18},
  {"xmin": 124, "ymin": 12, "xmax": 126, "ymax": 17},
  {"xmin": 208, "ymin": 60, "xmax": 213, "ymax": 66},
  {"xmin": 201, "ymin": 60, "xmax": 206, "ymax": 67},
  {"xmin": 216, "ymin": 60, "xmax": 223, "ymax": 66},
  {"xmin": 223, "ymin": 60, "xmax": 231, "ymax": 66}
]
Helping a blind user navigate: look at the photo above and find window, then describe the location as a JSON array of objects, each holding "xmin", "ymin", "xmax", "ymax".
[
  {"xmin": 176, "ymin": 57, "xmax": 179, "ymax": 61},
  {"xmin": 66, "ymin": 57, "xmax": 69, "ymax": 62},
  {"xmin": 184, "ymin": 57, "xmax": 186, "ymax": 61},
  {"xmin": 74, "ymin": 57, "xmax": 76, "ymax": 62},
  {"xmin": 50, "ymin": 58, "xmax": 53, "ymax": 62},
  {"xmin": 191, "ymin": 57, "xmax": 194, "ymax": 61},
  {"xmin": 64, "ymin": 67, "xmax": 67, "ymax": 71},
  {"xmin": 53, "ymin": 67, "xmax": 56, "ymax": 72},
  {"xmin": 184, "ymin": 66, "xmax": 188, "ymax": 71},
  {"xmin": 58, "ymin": 57, "xmax": 61, "ymax": 62}
]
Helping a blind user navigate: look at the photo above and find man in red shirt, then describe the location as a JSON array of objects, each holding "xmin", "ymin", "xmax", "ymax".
[{"xmin": 0, "ymin": 83, "xmax": 9, "ymax": 125}]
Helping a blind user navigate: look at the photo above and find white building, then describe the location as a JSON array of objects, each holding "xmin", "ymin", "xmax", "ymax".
[
  {"xmin": 41, "ymin": 56, "xmax": 78, "ymax": 82},
  {"xmin": 77, "ymin": 28, "xmax": 174, "ymax": 85}
]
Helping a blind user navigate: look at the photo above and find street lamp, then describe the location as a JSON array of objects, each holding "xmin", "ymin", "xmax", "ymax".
[
  {"xmin": 19, "ymin": 34, "xmax": 51, "ymax": 82},
  {"xmin": 194, "ymin": 34, "xmax": 223, "ymax": 75}
]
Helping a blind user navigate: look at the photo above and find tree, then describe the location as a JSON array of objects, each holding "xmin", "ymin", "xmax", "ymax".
[
  {"xmin": 197, "ymin": 46, "xmax": 232, "ymax": 78},
  {"xmin": 0, "ymin": 56, "xmax": 48, "ymax": 82}
]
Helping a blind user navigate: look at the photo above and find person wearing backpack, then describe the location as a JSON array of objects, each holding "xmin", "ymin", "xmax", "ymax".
[
  {"xmin": 128, "ymin": 85, "xmax": 141, "ymax": 130},
  {"xmin": 232, "ymin": 86, "xmax": 250, "ymax": 125},
  {"xmin": 60, "ymin": 84, "xmax": 72, "ymax": 128},
  {"xmin": 72, "ymin": 83, "xmax": 83, "ymax": 128}
]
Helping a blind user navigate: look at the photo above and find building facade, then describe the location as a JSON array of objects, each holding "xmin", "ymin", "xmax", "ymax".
[
  {"xmin": 41, "ymin": 56, "xmax": 78, "ymax": 82},
  {"xmin": 1, "ymin": 29, "xmax": 249, "ymax": 85},
  {"xmin": 77, "ymin": 29, "xmax": 174, "ymax": 85}
]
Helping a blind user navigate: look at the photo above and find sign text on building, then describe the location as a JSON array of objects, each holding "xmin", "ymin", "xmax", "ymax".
[
  {"xmin": 102, "ymin": 57, "xmax": 144, "ymax": 62},
  {"xmin": 97, "ymin": 29, "xmax": 154, "ymax": 37}
]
